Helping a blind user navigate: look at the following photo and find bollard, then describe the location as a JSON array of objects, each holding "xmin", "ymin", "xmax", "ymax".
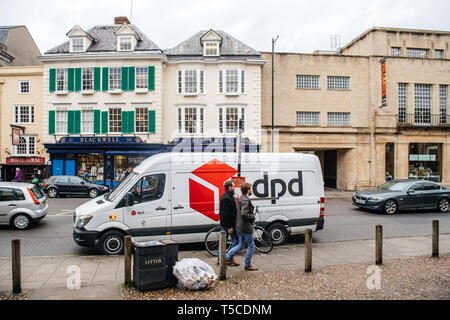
[
  {"xmin": 11, "ymin": 239, "xmax": 21, "ymax": 294},
  {"xmin": 432, "ymin": 220, "xmax": 439, "ymax": 258},
  {"xmin": 305, "ymin": 228, "xmax": 312, "ymax": 272},
  {"xmin": 375, "ymin": 225, "xmax": 383, "ymax": 265},
  {"xmin": 124, "ymin": 236, "xmax": 132, "ymax": 286},
  {"xmin": 218, "ymin": 231, "xmax": 227, "ymax": 280}
]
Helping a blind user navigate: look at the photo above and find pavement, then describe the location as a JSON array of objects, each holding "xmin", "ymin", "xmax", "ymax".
[{"xmin": 0, "ymin": 233, "xmax": 449, "ymax": 299}]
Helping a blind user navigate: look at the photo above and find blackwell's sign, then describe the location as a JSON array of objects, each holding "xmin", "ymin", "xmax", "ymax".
[{"xmin": 57, "ymin": 136, "xmax": 144, "ymax": 144}]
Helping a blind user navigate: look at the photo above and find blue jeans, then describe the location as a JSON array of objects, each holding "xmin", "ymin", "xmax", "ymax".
[
  {"xmin": 218, "ymin": 227, "xmax": 239, "ymax": 261},
  {"xmin": 226, "ymin": 231, "xmax": 255, "ymax": 268}
]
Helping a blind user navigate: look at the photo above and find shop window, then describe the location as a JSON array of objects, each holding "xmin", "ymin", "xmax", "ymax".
[
  {"xmin": 114, "ymin": 155, "xmax": 145, "ymax": 181},
  {"xmin": 385, "ymin": 143, "xmax": 395, "ymax": 181},
  {"xmin": 77, "ymin": 154, "xmax": 104, "ymax": 181},
  {"xmin": 408, "ymin": 143, "xmax": 442, "ymax": 182}
]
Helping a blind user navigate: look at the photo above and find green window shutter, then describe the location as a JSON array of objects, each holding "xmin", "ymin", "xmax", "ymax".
[
  {"xmin": 121, "ymin": 67, "xmax": 129, "ymax": 91},
  {"xmin": 148, "ymin": 66, "xmax": 155, "ymax": 91},
  {"xmin": 49, "ymin": 69, "xmax": 56, "ymax": 92},
  {"xmin": 68, "ymin": 68, "xmax": 75, "ymax": 92},
  {"xmin": 48, "ymin": 110, "xmax": 55, "ymax": 134},
  {"xmin": 94, "ymin": 67, "xmax": 101, "ymax": 91},
  {"xmin": 75, "ymin": 68, "xmax": 82, "ymax": 91},
  {"xmin": 121, "ymin": 111, "xmax": 129, "ymax": 134},
  {"xmin": 128, "ymin": 111, "xmax": 134, "ymax": 133},
  {"xmin": 101, "ymin": 111, "xmax": 108, "ymax": 133},
  {"xmin": 128, "ymin": 67, "xmax": 135, "ymax": 91},
  {"xmin": 102, "ymin": 67, "xmax": 109, "ymax": 92},
  {"xmin": 148, "ymin": 110, "xmax": 155, "ymax": 133},
  {"xmin": 74, "ymin": 110, "xmax": 81, "ymax": 134},
  {"xmin": 94, "ymin": 110, "xmax": 101, "ymax": 134},
  {"xmin": 67, "ymin": 111, "xmax": 74, "ymax": 134}
]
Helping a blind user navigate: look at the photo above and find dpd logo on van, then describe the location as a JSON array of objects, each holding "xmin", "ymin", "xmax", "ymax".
[{"xmin": 189, "ymin": 159, "xmax": 237, "ymax": 222}]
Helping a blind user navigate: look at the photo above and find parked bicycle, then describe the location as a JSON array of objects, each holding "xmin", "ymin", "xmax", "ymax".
[{"xmin": 204, "ymin": 205, "xmax": 273, "ymax": 256}]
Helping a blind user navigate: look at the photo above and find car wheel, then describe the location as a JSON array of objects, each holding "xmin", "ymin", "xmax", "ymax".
[
  {"xmin": 89, "ymin": 188, "xmax": 99, "ymax": 198},
  {"xmin": 384, "ymin": 199, "xmax": 398, "ymax": 215},
  {"xmin": 438, "ymin": 198, "xmax": 449, "ymax": 213},
  {"xmin": 98, "ymin": 230, "xmax": 124, "ymax": 255},
  {"xmin": 11, "ymin": 214, "xmax": 32, "ymax": 230},
  {"xmin": 266, "ymin": 223, "xmax": 289, "ymax": 246},
  {"xmin": 47, "ymin": 187, "xmax": 58, "ymax": 198}
]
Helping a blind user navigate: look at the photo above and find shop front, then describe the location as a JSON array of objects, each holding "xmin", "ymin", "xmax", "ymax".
[
  {"xmin": 1, "ymin": 157, "xmax": 48, "ymax": 182},
  {"xmin": 44, "ymin": 136, "xmax": 170, "ymax": 187},
  {"xmin": 408, "ymin": 143, "xmax": 442, "ymax": 182}
]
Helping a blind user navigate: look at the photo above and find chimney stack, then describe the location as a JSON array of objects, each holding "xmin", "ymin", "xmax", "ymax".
[{"xmin": 114, "ymin": 16, "xmax": 130, "ymax": 25}]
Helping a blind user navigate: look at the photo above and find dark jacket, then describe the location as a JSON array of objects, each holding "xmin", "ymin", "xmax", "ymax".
[
  {"xmin": 219, "ymin": 191, "xmax": 237, "ymax": 229},
  {"xmin": 236, "ymin": 195, "xmax": 255, "ymax": 234}
]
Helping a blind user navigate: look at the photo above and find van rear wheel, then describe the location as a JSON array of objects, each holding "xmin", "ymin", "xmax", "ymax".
[
  {"xmin": 98, "ymin": 230, "xmax": 124, "ymax": 255},
  {"xmin": 266, "ymin": 223, "xmax": 288, "ymax": 246}
]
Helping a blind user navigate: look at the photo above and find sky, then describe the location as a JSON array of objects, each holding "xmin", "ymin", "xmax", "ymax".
[{"xmin": 1, "ymin": 0, "xmax": 449, "ymax": 54}]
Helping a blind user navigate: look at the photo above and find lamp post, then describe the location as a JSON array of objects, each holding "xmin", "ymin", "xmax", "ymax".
[{"xmin": 271, "ymin": 35, "xmax": 279, "ymax": 153}]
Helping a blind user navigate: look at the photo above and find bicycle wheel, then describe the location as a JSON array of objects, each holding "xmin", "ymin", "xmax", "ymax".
[
  {"xmin": 254, "ymin": 226, "xmax": 273, "ymax": 254},
  {"xmin": 204, "ymin": 226, "xmax": 233, "ymax": 256}
]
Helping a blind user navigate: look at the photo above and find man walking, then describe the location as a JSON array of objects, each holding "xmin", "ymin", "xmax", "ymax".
[
  {"xmin": 226, "ymin": 182, "xmax": 259, "ymax": 271},
  {"xmin": 218, "ymin": 180, "xmax": 240, "ymax": 266}
]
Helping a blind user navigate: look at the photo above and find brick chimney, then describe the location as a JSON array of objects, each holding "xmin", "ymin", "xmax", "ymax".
[{"xmin": 114, "ymin": 16, "xmax": 130, "ymax": 25}]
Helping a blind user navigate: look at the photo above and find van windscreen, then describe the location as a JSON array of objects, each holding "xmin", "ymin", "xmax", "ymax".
[{"xmin": 106, "ymin": 172, "xmax": 138, "ymax": 202}]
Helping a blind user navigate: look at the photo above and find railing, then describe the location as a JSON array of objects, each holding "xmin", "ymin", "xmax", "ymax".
[{"xmin": 396, "ymin": 113, "xmax": 450, "ymax": 127}]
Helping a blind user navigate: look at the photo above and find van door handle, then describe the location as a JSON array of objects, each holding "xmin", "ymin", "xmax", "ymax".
[
  {"xmin": 173, "ymin": 205, "xmax": 184, "ymax": 210},
  {"xmin": 8, "ymin": 204, "xmax": 16, "ymax": 207},
  {"xmin": 155, "ymin": 206, "xmax": 166, "ymax": 211}
]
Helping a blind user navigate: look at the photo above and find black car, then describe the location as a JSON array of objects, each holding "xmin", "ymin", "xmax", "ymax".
[
  {"xmin": 43, "ymin": 176, "xmax": 110, "ymax": 198},
  {"xmin": 352, "ymin": 179, "xmax": 450, "ymax": 214}
]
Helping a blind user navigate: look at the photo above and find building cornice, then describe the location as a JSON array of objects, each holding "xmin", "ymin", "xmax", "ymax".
[{"xmin": 38, "ymin": 52, "xmax": 168, "ymax": 63}]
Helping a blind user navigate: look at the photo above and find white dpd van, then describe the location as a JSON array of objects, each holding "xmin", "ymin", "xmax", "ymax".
[{"xmin": 73, "ymin": 153, "xmax": 325, "ymax": 255}]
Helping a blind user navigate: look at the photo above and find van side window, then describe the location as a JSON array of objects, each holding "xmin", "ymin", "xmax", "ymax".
[
  {"xmin": 129, "ymin": 174, "xmax": 166, "ymax": 205},
  {"xmin": 141, "ymin": 174, "xmax": 165, "ymax": 203},
  {"xmin": 0, "ymin": 188, "xmax": 15, "ymax": 201}
]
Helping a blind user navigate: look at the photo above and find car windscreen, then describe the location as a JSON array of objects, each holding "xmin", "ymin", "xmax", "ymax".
[
  {"xmin": 106, "ymin": 171, "xmax": 138, "ymax": 202},
  {"xmin": 31, "ymin": 186, "xmax": 45, "ymax": 199},
  {"xmin": 378, "ymin": 181, "xmax": 411, "ymax": 191}
]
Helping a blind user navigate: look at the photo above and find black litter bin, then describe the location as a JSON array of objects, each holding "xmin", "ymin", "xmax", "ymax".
[{"xmin": 132, "ymin": 238, "xmax": 178, "ymax": 291}]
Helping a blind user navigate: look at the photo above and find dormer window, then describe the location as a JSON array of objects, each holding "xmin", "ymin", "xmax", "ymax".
[
  {"xmin": 204, "ymin": 41, "xmax": 219, "ymax": 56},
  {"xmin": 119, "ymin": 36, "xmax": 132, "ymax": 51},
  {"xmin": 71, "ymin": 38, "xmax": 84, "ymax": 52},
  {"xmin": 66, "ymin": 25, "xmax": 93, "ymax": 53}
]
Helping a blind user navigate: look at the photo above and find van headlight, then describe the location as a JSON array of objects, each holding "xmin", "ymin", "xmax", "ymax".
[{"xmin": 76, "ymin": 214, "xmax": 93, "ymax": 228}]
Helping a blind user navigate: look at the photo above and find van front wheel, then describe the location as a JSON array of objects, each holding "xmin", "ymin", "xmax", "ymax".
[
  {"xmin": 98, "ymin": 230, "xmax": 124, "ymax": 255},
  {"xmin": 266, "ymin": 223, "xmax": 288, "ymax": 246}
]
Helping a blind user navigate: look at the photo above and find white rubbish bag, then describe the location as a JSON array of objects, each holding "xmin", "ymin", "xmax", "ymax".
[{"xmin": 173, "ymin": 258, "xmax": 217, "ymax": 290}]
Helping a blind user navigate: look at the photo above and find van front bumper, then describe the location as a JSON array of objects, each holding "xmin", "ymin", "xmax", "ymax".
[{"xmin": 73, "ymin": 227, "xmax": 99, "ymax": 248}]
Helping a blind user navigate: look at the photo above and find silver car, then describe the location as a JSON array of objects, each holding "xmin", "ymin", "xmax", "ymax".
[{"xmin": 0, "ymin": 182, "xmax": 48, "ymax": 230}]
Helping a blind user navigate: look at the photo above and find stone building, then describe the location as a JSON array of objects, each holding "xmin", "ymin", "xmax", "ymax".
[
  {"xmin": 262, "ymin": 27, "xmax": 449, "ymax": 190},
  {"xmin": 39, "ymin": 17, "xmax": 167, "ymax": 187},
  {"xmin": 0, "ymin": 25, "xmax": 45, "ymax": 182}
]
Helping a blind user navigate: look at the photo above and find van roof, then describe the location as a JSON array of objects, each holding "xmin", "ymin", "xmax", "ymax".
[{"xmin": 133, "ymin": 152, "xmax": 320, "ymax": 174}]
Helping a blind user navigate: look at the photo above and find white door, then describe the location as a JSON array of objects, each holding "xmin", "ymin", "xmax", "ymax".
[{"xmin": 123, "ymin": 172, "xmax": 170, "ymax": 241}]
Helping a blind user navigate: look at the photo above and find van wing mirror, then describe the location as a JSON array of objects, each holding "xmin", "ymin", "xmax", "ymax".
[{"xmin": 125, "ymin": 192, "xmax": 134, "ymax": 207}]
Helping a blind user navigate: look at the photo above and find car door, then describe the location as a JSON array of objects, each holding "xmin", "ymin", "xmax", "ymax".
[
  {"xmin": 422, "ymin": 182, "xmax": 442, "ymax": 209},
  {"xmin": 123, "ymin": 173, "xmax": 170, "ymax": 241},
  {"xmin": 57, "ymin": 176, "xmax": 71, "ymax": 194},
  {"xmin": 69, "ymin": 176, "xmax": 89, "ymax": 195},
  {"xmin": 404, "ymin": 183, "xmax": 426, "ymax": 209},
  {"xmin": 0, "ymin": 187, "xmax": 17, "ymax": 224}
]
